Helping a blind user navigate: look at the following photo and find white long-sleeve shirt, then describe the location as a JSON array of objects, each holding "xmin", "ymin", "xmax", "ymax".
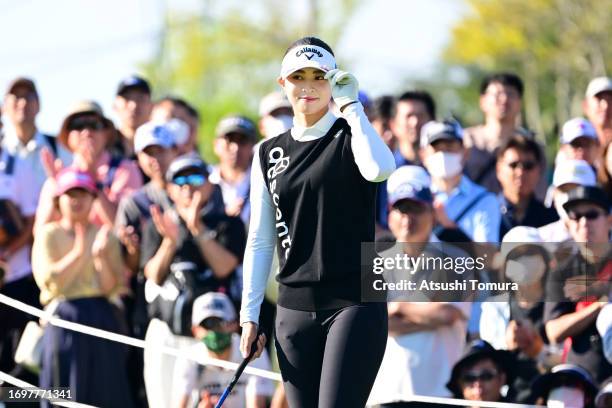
[{"xmin": 240, "ymin": 103, "xmax": 395, "ymax": 325}]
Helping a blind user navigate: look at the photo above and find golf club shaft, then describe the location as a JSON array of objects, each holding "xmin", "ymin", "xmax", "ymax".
[{"xmin": 214, "ymin": 329, "xmax": 262, "ymax": 408}]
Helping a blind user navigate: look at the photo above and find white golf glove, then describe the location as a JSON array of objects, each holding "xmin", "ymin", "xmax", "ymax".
[{"xmin": 324, "ymin": 69, "xmax": 359, "ymax": 111}]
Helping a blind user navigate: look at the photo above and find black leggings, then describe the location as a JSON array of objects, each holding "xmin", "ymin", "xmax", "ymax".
[{"xmin": 275, "ymin": 303, "xmax": 388, "ymax": 408}]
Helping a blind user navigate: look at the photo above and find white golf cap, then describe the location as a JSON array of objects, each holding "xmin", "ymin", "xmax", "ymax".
[
  {"xmin": 387, "ymin": 165, "xmax": 432, "ymax": 206},
  {"xmin": 560, "ymin": 117, "xmax": 598, "ymax": 144},
  {"xmin": 259, "ymin": 91, "xmax": 292, "ymax": 117},
  {"xmin": 134, "ymin": 121, "xmax": 174, "ymax": 153},
  {"xmin": 585, "ymin": 76, "xmax": 612, "ymax": 98},
  {"xmin": 280, "ymin": 44, "xmax": 336, "ymax": 78},
  {"xmin": 191, "ymin": 292, "xmax": 236, "ymax": 326},
  {"xmin": 500, "ymin": 226, "xmax": 543, "ymax": 259},
  {"xmin": 552, "ymin": 159, "xmax": 596, "ymax": 188}
]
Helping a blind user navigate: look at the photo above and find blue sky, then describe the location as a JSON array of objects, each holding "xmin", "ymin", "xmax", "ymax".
[{"xmin": 0, "ymin": 0, "xmax": 467, "ymax": 133}]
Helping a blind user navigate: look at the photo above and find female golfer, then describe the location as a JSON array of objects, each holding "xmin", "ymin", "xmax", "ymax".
[{"xmin": 240, "ymin": 37, "xmax": 395, "ymax": 407}]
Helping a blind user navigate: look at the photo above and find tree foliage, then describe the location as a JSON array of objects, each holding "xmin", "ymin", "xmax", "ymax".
[{"xmin": 439, "ymin": 0, "xmax": 612, "ymax": 151}]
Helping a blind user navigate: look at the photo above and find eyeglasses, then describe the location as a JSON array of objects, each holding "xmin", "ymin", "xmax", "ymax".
[
  {"xmin": 200, "ymin": 317, "xmax": 225, "ymax": 331},
  {"xmin": 567, "ymin": 209, "xmax": 604, "ymax": 221},
  {"xmin": 505, "ymin": 160, "xmax": 538, "ymax": 171},
  {"xmin": 460, "ymin": 370, "xmax": 498, "ymax": 384},
  {"xmin": 67, "ymin": 116, "xmax": 105, "ymax": 132},
  {"xmin": 173, "ymin": 174, "xmax": 206, "ymax": 187}
]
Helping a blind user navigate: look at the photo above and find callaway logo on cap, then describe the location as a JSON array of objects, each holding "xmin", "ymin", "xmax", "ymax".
[{"xmin": 280, "ymin": 45, "xmax": 336, "ymax": 78}]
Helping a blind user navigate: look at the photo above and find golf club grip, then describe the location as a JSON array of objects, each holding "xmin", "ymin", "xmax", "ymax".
[{"xmin": 214, "ymin": 329, "xmax": 262, "ymax": 408}]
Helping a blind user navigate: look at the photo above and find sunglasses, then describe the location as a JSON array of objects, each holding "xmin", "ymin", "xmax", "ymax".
[
  {"xmin": 506, "ymin": 160, "xmax": 537, "ymax": 171},
  {"xmin": 173, "ymin": 174, "xmax": 207, "ymax": 187},
  {"xmin": 200, "ymin": 317, "xmax": 225, "ymax": 331},
  {"xmin": 461, "ymin": 370, "xmax": 498, "ymax": 384},
  {"xmin": 568, "ymin": 209, "xmax": 604, "ymax": 221},
  {"xmin": 68, "ymin": 116, "xmax": 105, "ymax": 132}
]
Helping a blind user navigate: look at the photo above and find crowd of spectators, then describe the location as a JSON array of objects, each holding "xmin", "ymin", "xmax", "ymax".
[{"xmin": 0, "ymin": 71, "xmax": 610, "ymax": 407}]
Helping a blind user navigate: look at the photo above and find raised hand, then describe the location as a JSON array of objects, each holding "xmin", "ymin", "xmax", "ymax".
[
  {"xmin": 432, "ymin": 200, "xmax": 457, "ymax": 229},
  {"xmin": 73, "ymin": 222, "xmax": 87, "ymax": 255},
  {"xmin": 324, "ymin": 68, "xmax": 359, "ymax": 111},
  {"xmin": 40, "ymin": 147, "xmax": 64, "ymax": 179},
  {"xmin": 92, "ymin": 224, "xmax": 112, "ymax": 258},
  {"xmin": 117, "ymin": 225, "xmax": 140, "ymax": 256},
  {"xmin": 150, "ymin": 205, "xmax": 179, "ymax": 243},
  {"xmin": 177, "ymin": 190, "xmax": 205, "ymax": 236},
  {"xmin": 72, "ymin": 143, "xmax": 97, "ymax": 175}
]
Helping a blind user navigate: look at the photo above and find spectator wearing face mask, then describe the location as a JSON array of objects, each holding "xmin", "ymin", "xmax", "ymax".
[
  {"xmin": 258, "ymin": 92, "xmax": 293, "ymax": 140},
  {"xmin": 174, "ymin": 292, "xmax": 274, "ymax": 408},
  {"xmin": 420, "ymin": 120, "xmax": 501, "ymax": 339},
  {"xmin": 150, "ymin": 96, "xmax": 201, "ymax": 156},
  {"xmin": 539, "ymin": 159, "xmax": 597, "ymax": 243},
  {"xmin": 419, "ymin": 120, "xmax": 501, "ymax": 244},
  {"xmin": 530, "ymin": 364, "xmax": 598, "ymax": 408},
  {"xmin": 480, "ymin": 227, "xmax": 553, "ymax": 402}
]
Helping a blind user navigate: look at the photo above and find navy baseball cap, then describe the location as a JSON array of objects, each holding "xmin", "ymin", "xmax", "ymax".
[
  {"xmin": 420, "ymin": 119, "xmax": 464, "ymax": 148},
  {"xmin": 116, "ymin": 75, "xmax": 151, "ymax": 96}
]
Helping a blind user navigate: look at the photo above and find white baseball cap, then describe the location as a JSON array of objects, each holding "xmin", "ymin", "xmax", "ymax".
[
  {"xmin": 280, "ymin": 44, "xmax": 336, "ymax": 78},
  {"xmin": 500, "ymin": 226, "xmax": 543, "ymax": 259},
  {"xmin": 387, "ymin": 165, "xmax": 432, "ymax": 206},
  {"xmin": 134, "ymin": 121, "xmax": 174, "ymax": 153},
  {"xmin": 191, "ymin": 292, "xmax": 236, "ymax": 326},
  {"xmin": 585, "ymin": 76, "xmax": 612, "ymax": 98},
  {"xmin": 560, "ymin": 118, "xmax": 597, "ymax": 145},
  {"xmin": 552, "ymin": 159, "xmax": 596, "ymax": 188}
]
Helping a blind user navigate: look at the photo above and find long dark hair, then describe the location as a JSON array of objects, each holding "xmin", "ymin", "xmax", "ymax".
[{"xmin": 284, "ymin": 37, "xmax": 334, "ymax": 57}]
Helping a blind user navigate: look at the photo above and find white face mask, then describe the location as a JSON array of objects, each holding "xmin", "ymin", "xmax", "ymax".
[
  {"xmin": 426, "ymin": 151, "xmax": 463, "ymax": 179},
  {"xmin": 554, "ymin": 191, "xmax": 569, "ymax": 220},
  {"xmin": 505, "ymin": 255, "xmax": 546, "ymax": 285},
  {"xmin": 547, "ymin": 386, "xmax": 584, "ymax": 408},
  {"xmin": 261, "ymin": 114, "xmax": 293, "ymax": 139}
]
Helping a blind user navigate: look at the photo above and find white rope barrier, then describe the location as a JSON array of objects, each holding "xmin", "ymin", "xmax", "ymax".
[
  {"xmin": 0, "ymin": 370, "xmax": 97, "ymax": 408},
  {"xmin": 0, "ymin": 294, "xmax": 549, "ymax": 407},
  {"xmin": 0, "ymin": 293, "xmax": 281, "ymax": 382}
]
